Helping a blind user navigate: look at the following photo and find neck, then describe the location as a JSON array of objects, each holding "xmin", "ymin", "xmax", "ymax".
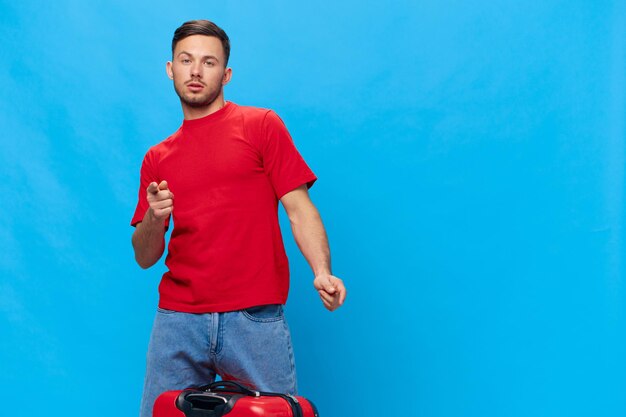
[{"xmin": 181, "ymin": 94, "xmax": 226, "ymax": 120}]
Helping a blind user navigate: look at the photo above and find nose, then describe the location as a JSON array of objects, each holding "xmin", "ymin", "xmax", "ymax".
[{"xmin": 190, "ymin": 61, "xmax": 203, "ymax": 78}]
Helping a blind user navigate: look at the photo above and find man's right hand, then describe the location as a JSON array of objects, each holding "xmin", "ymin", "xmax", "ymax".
[{"xmin": 146, "ymin": 180, "xmax": 174, "ymax": 221}]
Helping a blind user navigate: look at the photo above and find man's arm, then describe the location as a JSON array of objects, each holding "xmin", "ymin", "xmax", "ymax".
[
  {"xmin": 280, "ymin": 185, "xmax": 346, "ymax": 311},
  {"xmin": 132, "ymin": 181, "xmax": 173, "ymax": 269}
]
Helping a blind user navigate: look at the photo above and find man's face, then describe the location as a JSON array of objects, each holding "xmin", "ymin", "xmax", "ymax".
[{"xmin": 167, "ymin": 35, "xmax": 231, "ymax": 108}]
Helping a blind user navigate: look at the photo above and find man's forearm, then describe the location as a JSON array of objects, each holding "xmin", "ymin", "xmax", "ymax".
[
  {"xmin": 281, "ymin": 186, "xmax": 346, "ymax": 310},
  {"xmin": 288, "ymin": 203, "xmax": 331, "ymax": 276},
  {"xmin": 132, "ymin": 208, "xmax": 167, "ymax": 269}
]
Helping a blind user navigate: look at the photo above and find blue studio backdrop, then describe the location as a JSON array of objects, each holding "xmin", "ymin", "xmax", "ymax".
[{"xmin": 1, "ymin": 1, "xmax": 624, "ymax": 416}]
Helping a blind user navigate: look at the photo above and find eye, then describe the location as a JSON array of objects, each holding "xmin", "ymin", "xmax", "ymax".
[
  {"xmin": 181, "ymin": 58, "xmax": 191, "ymax": 64},
  {"xmin": 204, "ymin": 60, "xmax": 215, "ymax": 67}
]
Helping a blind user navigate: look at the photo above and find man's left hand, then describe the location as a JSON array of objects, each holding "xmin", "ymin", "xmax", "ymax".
[{"xmin": 313, "ymin": 274, "xmax": 347, "ymax": 312}]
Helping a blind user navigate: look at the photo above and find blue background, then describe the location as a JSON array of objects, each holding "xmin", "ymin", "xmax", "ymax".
[{"xmin": 1, "ymin": 1, "xmax": 625, "ymax": 416}]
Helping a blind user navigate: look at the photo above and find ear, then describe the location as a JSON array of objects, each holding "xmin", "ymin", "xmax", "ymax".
[
  {"xmin": 166, "ymin": 61, "xmax": 174, "ymax": 80},
  {"xmin": 222, "ymin": 67, "xmax": 233, "ymax": 86}
]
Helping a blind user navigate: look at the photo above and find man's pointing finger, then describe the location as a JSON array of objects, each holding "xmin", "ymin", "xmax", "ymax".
[{"xmin": 147, "ymin": 182, "xmax": 159, "ymax": 194}]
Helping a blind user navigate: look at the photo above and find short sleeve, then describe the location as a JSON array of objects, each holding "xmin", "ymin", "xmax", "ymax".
[
  {"xmin": 130, "ymin": 150, "xmax": 170, "ymax": 229},
  {"xmin": 260, "ymin": 110, "xmax": 317, "ymax": 199}
]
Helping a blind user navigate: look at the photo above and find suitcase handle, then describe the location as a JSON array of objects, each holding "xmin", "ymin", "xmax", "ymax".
[
  {"xmin": 177, "ymin": 392, "xmax": 244, "ymax": 417},
  {"xmin": 185, "ymin": 381, "xmax": 308, "ymax": 417},
  {"xmin": 198, "ymin": 380, "xmax": 260, "ymax": 397}
]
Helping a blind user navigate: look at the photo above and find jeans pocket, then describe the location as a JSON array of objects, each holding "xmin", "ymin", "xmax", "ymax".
[{"xmin": 241, "ymin": 304, "xmax": 284, "ymax": 322}]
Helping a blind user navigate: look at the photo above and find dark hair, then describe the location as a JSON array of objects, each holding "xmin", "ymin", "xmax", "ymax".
[{"xmin": 172, "ymin": 20, "xmax": 230, "ymax": 66}]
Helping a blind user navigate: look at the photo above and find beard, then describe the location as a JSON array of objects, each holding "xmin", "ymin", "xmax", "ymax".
[{"xmin": 174, "ymin": 79, "xmax": 223, "ymax": 108}]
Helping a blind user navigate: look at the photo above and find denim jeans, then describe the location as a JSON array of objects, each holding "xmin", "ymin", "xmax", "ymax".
[{"xmin": 139, "ymin": 304, "xmax": 297, "ymax": 417}]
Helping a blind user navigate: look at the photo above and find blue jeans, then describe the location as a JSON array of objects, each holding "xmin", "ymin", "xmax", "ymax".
[{"xmin": 139, "ymin": 304, "xmax": 298, "ymax": 417}]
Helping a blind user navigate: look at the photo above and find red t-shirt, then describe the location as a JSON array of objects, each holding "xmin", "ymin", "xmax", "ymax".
[{"xmin": 131, "ymin": 102, "xmax": 317, "ymax": 313}]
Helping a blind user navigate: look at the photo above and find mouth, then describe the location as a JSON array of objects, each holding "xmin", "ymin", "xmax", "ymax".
[{"xmin": 186, "ymin": 82, "xmax": 205, "ymax": 92}]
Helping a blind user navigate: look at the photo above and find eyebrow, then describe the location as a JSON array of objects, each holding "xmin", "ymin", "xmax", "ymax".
[{"xmin": 177, "ymin": 51, "xmax": 220, "ymax": 61}]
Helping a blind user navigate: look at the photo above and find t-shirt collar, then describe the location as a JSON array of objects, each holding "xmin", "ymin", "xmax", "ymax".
[{"xmin": 182, "ymin": 101, "xmax": 234, "ymax": 130}]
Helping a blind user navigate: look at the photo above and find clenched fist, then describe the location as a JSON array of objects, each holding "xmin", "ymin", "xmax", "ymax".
[
  {"xmin": 147, "ymin": 180, "xmax": 174, "ymax": 220},
  {"xmin": 313, "ymin": 274, "xmax": 347, "ymax": 312}
]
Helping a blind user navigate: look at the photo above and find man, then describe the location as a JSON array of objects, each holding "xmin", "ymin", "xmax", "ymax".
[{"xmin": 130, "ymin": 20, "xmax": 346, "ymax": 417}]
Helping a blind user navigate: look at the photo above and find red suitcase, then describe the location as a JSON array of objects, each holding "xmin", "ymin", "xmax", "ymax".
[{"xmin": 153, "ymin": 381, "xmax": 319, "ymax": 417}]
